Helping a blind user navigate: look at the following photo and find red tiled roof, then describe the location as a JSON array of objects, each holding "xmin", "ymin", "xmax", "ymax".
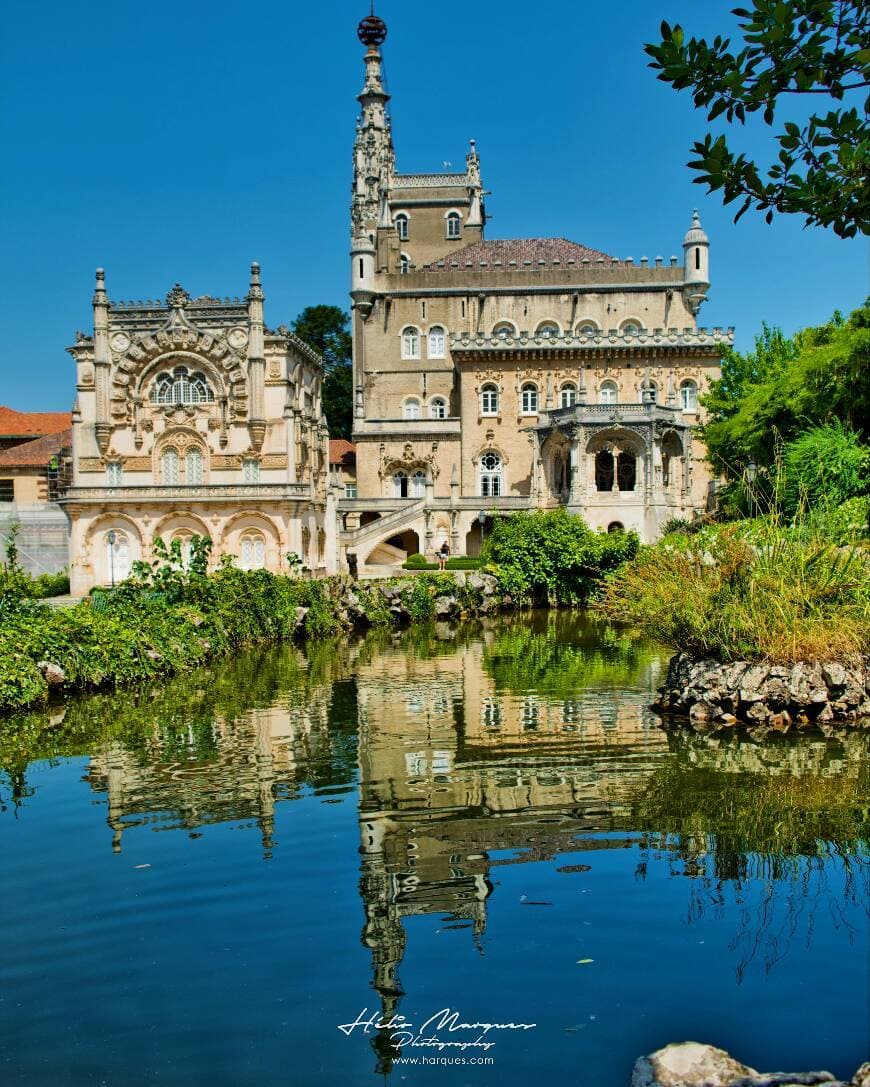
[
  {"xmin": 423, "ymin": 238, "xmax": 613, "ymax": 271},
  {"xmin": 0, "ymin": 406, "xmax": 72, "ymax": 438},
  {"xmin": 329, "ymin": 439, "xmax": 356, "ymax": 466},
  {"xmin": 0, "ymin": 428, "xmax": 72, "ymax": 469}
]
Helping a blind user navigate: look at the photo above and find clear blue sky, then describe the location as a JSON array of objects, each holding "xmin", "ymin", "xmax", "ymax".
[{"xmin": 1, "ymin": 0, "xmax": 866, "ymax": 411}]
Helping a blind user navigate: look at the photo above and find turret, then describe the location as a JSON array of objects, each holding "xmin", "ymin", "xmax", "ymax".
[{"xmin": 682, "ymin": 209, "xmax": 710, "ymax": 315}]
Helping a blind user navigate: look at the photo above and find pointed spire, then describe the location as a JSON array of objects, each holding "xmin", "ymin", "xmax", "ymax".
[{"xmin": 92, "ymin": 267, "xmax": 107, "ymax": 306}]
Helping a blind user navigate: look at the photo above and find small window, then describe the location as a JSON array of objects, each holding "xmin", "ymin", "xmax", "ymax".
[
  {"xmin": 161, "ymin": 448, "xmax": 179, "ymax": 484},
  {"xmin": 480, "ymin": 451, "xmax": 503, "ymax": 497},
  {"xmin": 536, "ymin": 322, "xmax": 559, "ymax": 339},
  {"xmin": 621, "ymin": 321, "xmax": 641, "ymax": 335},
  {"xmin": 560, "ymin": 383, "xmax": 577, "ymax": 409},
  {"xmin": 395, "ymin": 213, "xmax": 409, "ymax": 240},
  {"xmin": 428, "ymin": 325, "xmax": 446, "ymax": 358},
  {"xmin": 521, "ymin": 383, "xmax": 539, "ymax": 414},
  {"xmin": 576, "ymin": 322, "xmax": 598, "ymax": 336},
  {"xmin": 680, "ymin": 379, "xmax": 698, "ymax": 411},
  {"xmin": 401, "ymin": 327, "xmax": 420, "ymax": 359},
  {"xmin": 185, "ymin": 449, "xmax": 203, "ymax": 484},
  {"xmin": 399, "ymin": 253, "xmax": 410, "ymax": 275},
  {"xmin": 242, "ymin": 458, "xmax": 260, "ymax": 483},
  {"xmin": 599, "ymin": 380, "xmax": 618, "ymax": 405},
  {"xmin": 403, "ymin": 398, "xmax": 421, "ymax": 420},
  {"xmin": 446, "ymin": 212, "xmax": 462, "ymax": 239},
  {"xmin": 480, "ymin": 383, "xmax": 499, "ymax": 415},
  {"xmin": 345, "ymin": 482, "xmax": 357, "ymax": 499},
  {"xmin": 0, "ymin": 479, "xmax": 14, "ymax": 502},
  {"xmin": 695, "ymin": 246, "xmax": 701, "ymax": 270},
  {"xmin": 106, "ymin": 461, "xmax": 123, "ymax": 486},
  {"xmin": 493, "ymin": 323, "xmax": 515, "ymax": 340},
  {"xmin": 240, "ymin": 532, "xmax": 266, "ymax": 570},
  {"xmin": 429, "ymin": 397, "xmax": 447, "ymax": 419}
]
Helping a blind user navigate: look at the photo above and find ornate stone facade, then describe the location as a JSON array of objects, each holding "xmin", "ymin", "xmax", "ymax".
[
  {"xmin": 64, "ymin": 264, "xmax": 335, "ymax": 595},
  {"xmin": 343, "ymin": 13, "xmax": 732, "ymax": 567}
]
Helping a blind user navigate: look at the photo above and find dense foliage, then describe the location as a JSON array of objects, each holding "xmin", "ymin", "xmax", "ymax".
[
  {"xmin": 779, "ymin": 421, "xmax": 870, "ymax": 515},
  {"xmin": 600, "ymin": 519, "xmax": 870, "ymax": 663},
  {"xmin": 482, "ymin": 509, "xmax": 639, "ymax": 605},
  {"xmin": 646, "ymin": 2, "xmax": 870, "ymax": 237},
  {"xmin": 291, "ymin": 304, "xmax": 354, "ymax": 440}
]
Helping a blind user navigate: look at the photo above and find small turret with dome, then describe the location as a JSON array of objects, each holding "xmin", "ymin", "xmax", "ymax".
[{"xmin": 682, "ymin": 208, "xmax": 710, "ymax": 313}]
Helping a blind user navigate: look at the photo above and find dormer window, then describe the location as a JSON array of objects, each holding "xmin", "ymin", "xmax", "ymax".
[
  {"xmin": 395, "ymin": 213, "xmax": 409, "ymax": 240},
  {"xmin": 151, "ymin": 365, "xmax": 214, "ymax": 405},
  {"xmin": 446, "ymin": 212, "xmax": 462, "ymax": 239}
]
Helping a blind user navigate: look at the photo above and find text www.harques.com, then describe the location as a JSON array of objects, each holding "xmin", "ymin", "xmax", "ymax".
[{"xmin": 395, "ymin": 1056, "xmax": 495, "ymax": 1066}]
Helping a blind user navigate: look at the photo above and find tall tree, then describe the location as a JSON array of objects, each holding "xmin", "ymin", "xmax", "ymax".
[
  {"xmin": 645, "ymin": 2, "xmax": 870, "ymax": 237},
  {"xmin": 292, "ymin": 305, "xmax": 354, "ymax": 440}
]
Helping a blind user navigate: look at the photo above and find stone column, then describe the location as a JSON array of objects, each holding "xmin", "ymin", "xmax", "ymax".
[
  {"xmin": 93, "ymin": 269, "xmax": 111, "ymax": 456},
  {"xmin": 247, "ymin": 262, "xmax": 266, "ymax": 451}
]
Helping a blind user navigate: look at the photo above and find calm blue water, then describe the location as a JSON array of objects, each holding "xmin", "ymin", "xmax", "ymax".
[{"xmin": 1, "ymin": 614, "xmax": 867, "ymax": 1085}]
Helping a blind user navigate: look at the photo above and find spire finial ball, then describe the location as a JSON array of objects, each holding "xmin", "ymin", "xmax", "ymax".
[{"xmin": 358, "ymin": 12, "xmax": 387, "ymax": 48}]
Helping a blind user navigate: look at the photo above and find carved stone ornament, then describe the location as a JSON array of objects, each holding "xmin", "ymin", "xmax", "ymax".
[
  {"xmin": 111, "ymin": 332, "xmax": 131, "ymax": 353},
  {"xmin": 166, "ymin": 284, "xmax": 191, "ymax": 308},
  {"xmin": 227, "ymin": 328, "xmax": 249, "ymax": 350}
]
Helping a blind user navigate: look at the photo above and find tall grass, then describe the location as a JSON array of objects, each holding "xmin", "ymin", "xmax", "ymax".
[{"xmin": 599, "ymin": 519, "xmax": 870, "ymax": 663}]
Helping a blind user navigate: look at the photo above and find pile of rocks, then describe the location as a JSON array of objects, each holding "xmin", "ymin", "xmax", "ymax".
[
  {"xmin": 631, "ymin": 1042, "xmax": 870, "ymax": 1087},
  {"xmin": 654, "ymin": 653, "xmax": 870, "ymax": 735},
  {"xmin": 334, "ymin": 571, "xmax": 507, "ymax": 628}
]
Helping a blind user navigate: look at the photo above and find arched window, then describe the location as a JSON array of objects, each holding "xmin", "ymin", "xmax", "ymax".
[
  {"xmin": 395, "ymin": 213, "xmax": 409, "ymax": 240},
  {"xmin": 106, "ymin": 461, "xmax": 123, "ymax": 486},
  {"xmin": 617, "ymin": 451, "xmax": 637, "ymax": 491},
  {"xmin": 680, "ymin": 379, "xmax": 698, "ymax": 411},
  {"xmin": 595, "ymin": 450, "xmax": 615, "ymax": 492},
  {"xmin": 242, "ymin": 458, "xmax": 260, "ymax": 483},
  {"xmin": 399, "ymin": 253, "xmax": 411, "ymax": 275},
  {"xmin": 393, "ymin": 470, "xmax": 409, "ymax": 498},
  {"xmin": 599, "ymin": 380, "xmax": 618, "ymax": 405},
  {"xmin": 427, "ymin": 325, "xmax": 446, "ymax": 358},
  {"xmin": 429, "ymin": 397, "xmax": 447, "ymax": 419},
  {"xmin": 403, "ymin": 398, "xmax": 421, "ymax": 420},
  {"xmin": 621, "ymin": 320, "xmax": 641, "ymax": 335},
  {"xmin": 521, "ymin": 383, "xmax": 539, "ymax": 414},
  {"xmin": 240, "ymin": 532, "xmax": 266, "ymax": 571},
  {"xmin": 480, "ymin": 383, "xmax": 499, "ymax": 415},
  {"xmin": 161, "ymin": 448, "xmax": 179, "ymax": 484},
  {"xmin": 536, "ymin": 322, "xmax": 559, "ymax": 339},
  {"xmin": 185, "ymin": 449, "xmax": 203, "ymax": 484},
  {"xmin": 151, "ymin": 366, "xmax": 214, "ymax": 405},
  {"xmin": 105, "ymin": 529, "xmax": 131, "ymax": 582},
  {"xmin": 446, "ymin": 211, "xmax": 462, "ymax": 239},
  {"xmin": 560, "ymin": 383, "xmax": 577, "ymax": 408},
  {"xmin": 492, "ymin": 322, "xmax": 515, "ymax": 340},
  {"xmin": 576, "ymin": 322, "xmax": 598, "ymax": 336},
  {"xmin": 401, "ymin": 326, "xmax": 420, "ymax": 359},
  {"xmin": 410, "ymin": 469, "xmax": 427, "ymax": 498},
  {"xmin": 645, "ymin": 379, "xmax": 659, "ymax": 402},
  {"xmin": 480, "ymin": 451, "xmax": 503, "ymax": 497}
]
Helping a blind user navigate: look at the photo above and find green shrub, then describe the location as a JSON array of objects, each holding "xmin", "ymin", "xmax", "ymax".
[
  {"xmin": 813, "ymin": 495, "xmax": 870, "ymax": 546},
  {"xmin": 779, "ymin": 422, "xmax": 869, "ymax": 517},
  {"xmin": 661, "ymin": 517, "xmax": 703, "ymax": 538},
  {"xmin": 403, "ymin": 553, "xmax": 430, "ymax": 569},
  {"xmin": 445, "ymin": 557, "xmax": 483, "ymax": 569},
  {"xmin": 27, "ymin": 571, "xmax": 70, "ymax": 598},
  {"xmin": 482, "ymin": 509, "xmax": 639, "ymax": 605}
]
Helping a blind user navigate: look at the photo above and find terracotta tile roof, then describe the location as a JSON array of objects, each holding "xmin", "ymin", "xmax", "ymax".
[
  {"xmin": 0, "ymin": 406, "xmax": 72, "ymax": 438},
  {"xmin": 423, "ymin": 237, "xmax": 613, "ymax": 270},
  {"xmin": 0, "ymin": 428, "xmax": 72, "ymax": 469},
  {"xmin": 329, "ymin": 439, "xmax": 356, "ymax": 466}
]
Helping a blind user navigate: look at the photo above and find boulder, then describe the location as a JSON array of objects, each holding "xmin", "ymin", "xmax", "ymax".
[
  {"xmin": 36, "ymin": 661, "xmax": 65, "ymax": 688},
  {"xmin": 630, "ymin": 1042, "xmax": 757, "ymax": 1087},
  {"xmin": 434, "ymin": 595, "xmax": 457, "ymax": 619},
  {"xmin": 822, "ymin": 662, "xmax": 847, "ymax": 689}
]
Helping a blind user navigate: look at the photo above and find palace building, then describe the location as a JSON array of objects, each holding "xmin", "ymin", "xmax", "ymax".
[
  {"xmin": 64, "ymin": 265, "xmax": 335, "ymax": 595},
  {"xmin": 342, "ymin": 11, "xmax": 732, "ymax": 568}
]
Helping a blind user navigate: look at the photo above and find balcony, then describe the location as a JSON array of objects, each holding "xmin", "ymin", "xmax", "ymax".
[
  {"xmin": 450, "ymin": 326, "xmax": 733, "ymax": 357},
  {"xmin": 62, "ymin": 483, "xmax": 312, "ymax": 504}
]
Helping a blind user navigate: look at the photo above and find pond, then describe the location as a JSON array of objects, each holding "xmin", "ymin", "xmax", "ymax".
[{"xmin": 1, "ymin": 613, "xmax": 867, "ymax": 1085}]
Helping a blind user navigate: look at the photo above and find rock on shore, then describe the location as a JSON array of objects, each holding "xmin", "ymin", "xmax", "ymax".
[
  {"xmin": 631, "ymin": 1042, "xmax": 870, "ymax": 1087},
  {"xmin": 653, "ymin": 653, "xmax": 870, "ymax": 735}
]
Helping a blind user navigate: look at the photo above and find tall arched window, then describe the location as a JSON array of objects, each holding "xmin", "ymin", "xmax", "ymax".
[
  {"xmin": 480, "ymin": 383, "xmax": 499, "ymax": 415},
  {"xmin": 161, "ymin": 448, "xmax": 179, "ymax": 484},
  {"xmin": 395, "ymin": 213, "xmax": 409, "ymax": 240},
  {"xmin": 151, "ymin": 366, "xmax": 214, "ymax": 405},
  {"xmin": 106, "ymin": 461, "xmax": 123, "ymax": 486},
  {"xmin": 393, "ymin": 470, "xmax": 408, "ymax": 498},
  {"xmin": 560, "ymin": 383, "xmax": 577, "ymax": 408},
  {"xmin": 410, "ymin": 469, "xmax": 426, "ymax": 498},
  {"xmin": 429, "ymin": 397, "xmax": 447, "ymax": 419},
  {"xmin": 645, "ymin": 379, "xmax": 659, "ymax": 403},
  {"xmin": 401, "ymin": 327, "xmax": 420, "ymax": 359},
  {"xmin": 242, "ymin": 458, "xmax": 260, "ymax": 483},
  {"xmin": 599, "ymin": 380, "xmax": 618, "ymax": 405},
  {"xmin": 446, "ymin": 211, "xmax": 462, "ymax": 239},
  {"xmin": 521, "ymin": 383, "xmax": 539, "ymax": 414},
  {"xmin": 399, "ymin": 253, "xmax": 411, "ymax": 275},
  {"xmin": 240, "ymin": 532, "xmax": 266, "ymax": 571},
  {"xmin": 536, "ymin": 322, "xmax": 559, "ymax": 339},
  {"xmin": 427, "ymin": 325, "xmax": 446, "ymax": 358},
  {"xmin": 185, "ymin": 449, "xmax": 203, "ymax": 484},
  {"xmin": 105, "ymin": 530, "xmax": 131, "ymax": 582},
  {"xmin": 403, "ymin": 398, "xmax": 421, "ymax": 420},
  {"xmin": 680, "ymin": 379, "xmax": 698, "ymax": 411},
  {"xmin": 480, "ymin": 451, "xmax": 503, "ymax": 497}
]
